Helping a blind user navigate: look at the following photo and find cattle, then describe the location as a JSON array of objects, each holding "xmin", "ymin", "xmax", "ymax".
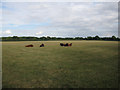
[
  {"xmin": 25, "ymin": 44, "xmax": 33, "ymax": 47},
  {"xmin": 60, "ymin": 43, "xmax": 72, "ymax": 47},
  {"xmin": 68, "ymin": 43, "xmax": 72, "ymax": 46},
  {"xmin": 60, "ymin": 43, "xmax": 64, "ymax": 46},
  {"xmin": 64, "ymin": 43, "xmax": 69, "ymax": 46},
  {"xmin": 40, "ymin": 43, "xmax": 44, "ymax": 47}
]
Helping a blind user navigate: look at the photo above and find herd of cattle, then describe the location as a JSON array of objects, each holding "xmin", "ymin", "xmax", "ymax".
[
  {"xmin": 25, "ymin": 43, "xmax": 72, "ymax": 47},
  {"xmin": 60, "ymin": 43, "xmax": 72, "ymax": 46}
]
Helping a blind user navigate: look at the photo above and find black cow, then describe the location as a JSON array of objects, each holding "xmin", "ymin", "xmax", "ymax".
[
  {"xmin": 60, "ymin": 43, "xmax": 72, "ymax": 47},
  {"xmin": 60, "ymin": 43, "xmax": 64, "ymax": 46},
  {"xmin": 40, "ymin": 44, "xmax": 44, "ymax": 47},
  {"xmin": 64, "ymin": 43, "xmax": 68, "ymax": 46}
]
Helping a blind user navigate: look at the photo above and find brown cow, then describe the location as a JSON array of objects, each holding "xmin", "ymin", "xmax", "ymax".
[
  {"xmin": 25, "ymin": 44, "xmax": 33, "ymax": 47},
  {"xmin": 68, "ymin": 43, "xmax": 72, "ymax": 46}
]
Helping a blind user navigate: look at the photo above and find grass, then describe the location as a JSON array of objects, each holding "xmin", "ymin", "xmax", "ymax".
[{"xmin": 2, "ymin": 40, "xmax": 118, "ymax": 88}]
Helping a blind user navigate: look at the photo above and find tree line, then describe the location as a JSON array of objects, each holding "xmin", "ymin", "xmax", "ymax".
[{"xmin": 1, "ymin": 35, "xmax": 120, "ymax": 41}]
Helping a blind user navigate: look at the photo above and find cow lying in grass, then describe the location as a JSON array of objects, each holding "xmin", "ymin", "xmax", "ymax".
[
  {"xmin": 40, "ymin": 44, "xmax": 44, "ymax": 47},
  {"xmin": 60, "ymin": 43, "xmax": 72, "ymax": 47},
  {"xmin": 25, "ymin": 44, "xmax": 33, "ymax": 47},
  {"xmin": 68, "ymin": 43, "xmax": 72, "ymax": 46},
  {"xmin": 60, "ymin": 43, "xmax": 64, "ymax": 46}
]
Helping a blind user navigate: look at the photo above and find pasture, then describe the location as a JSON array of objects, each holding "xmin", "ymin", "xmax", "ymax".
[{"xmin": 2, "ymin": 41, "xmax": 118, "ymax": 88}]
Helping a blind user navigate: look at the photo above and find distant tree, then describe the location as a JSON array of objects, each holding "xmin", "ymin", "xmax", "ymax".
[
  {"xmin": 51, "ymin": 37, "xmax": 57, "ymax": 40},
  {"xmin": 94, "ymin": 35, "xmax": 100, "ymax": 40},
  {"xmin": 87, "ymin": 36, "xmax": 93, "ymax": 40},
  {"xmin": 112, "ymin": 36, "xmax": 116, "ymax": 40},
  {"xmin": 46, "ymin": 36, "xmax": 51, "ymax": 40},
  {"xmin": 13, "ymin": 36, "xmax": 18, "ymax": 38},
  {"xmin": 12, "ymin": 36, "xmax": 19, "ymax": 41},
  {"xmin": 1, "ymin": 35, "xmax": 120, "ymax": 41},
  {"xmin": 75, "ymin": 37, "xmax": 83, "ymax": 40},
  {"xmin": 40, "ymin": 36, "xmax": 47, "ymax": 40}
]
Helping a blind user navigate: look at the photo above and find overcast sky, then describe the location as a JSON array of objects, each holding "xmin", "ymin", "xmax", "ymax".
[{"xmin": 1, "ymin": 2, "xmax": 118, "ymax": 37}]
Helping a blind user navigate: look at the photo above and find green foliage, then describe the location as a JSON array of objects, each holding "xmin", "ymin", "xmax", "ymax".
[
  {"xmin": 94, "ymin": 35, "xmax": 100, "ymax": 40},
  {"xmin": 1, "ymin": 35, "xmax": 120, "ymax": 41},
  {"xmin": 112, "ymin": 36, "xmax": 117, "ymax": 40}
]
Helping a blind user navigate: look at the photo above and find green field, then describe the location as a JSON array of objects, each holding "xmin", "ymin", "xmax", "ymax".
[{"xmin": 2, "ymin": 41, "xmax": 118, "ymax": 88}]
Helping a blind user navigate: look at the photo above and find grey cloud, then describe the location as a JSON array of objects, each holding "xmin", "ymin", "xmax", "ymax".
[{"xmin": 2, "ymin": 2, "xmax": 118, "ymax": 37}]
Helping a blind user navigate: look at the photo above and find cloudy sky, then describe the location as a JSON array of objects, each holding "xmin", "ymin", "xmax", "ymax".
[{"xmin": 1, "ymin": 2, "xmax": 118, "ymax": 37}]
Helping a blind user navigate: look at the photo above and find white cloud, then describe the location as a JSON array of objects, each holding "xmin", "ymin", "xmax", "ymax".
[
  {"xmin": 2, "ymin": 2, "xmax": 118, "ymax": 37},
  {"xmin": 0, "ymin": 30, "xmax": 2, "ymax": 35},
  {"xmin": 3, "ymin": 30, "xmax": 12, "ymax": 34},
  {"xmin": 36, "ymin": 31, "xmax": 43, "ymax": 35}
]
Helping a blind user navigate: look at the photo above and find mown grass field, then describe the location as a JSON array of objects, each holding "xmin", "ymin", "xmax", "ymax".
[{"xmin": 2, "ymin": 41, "xmax": 118, "ymax": 88}]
